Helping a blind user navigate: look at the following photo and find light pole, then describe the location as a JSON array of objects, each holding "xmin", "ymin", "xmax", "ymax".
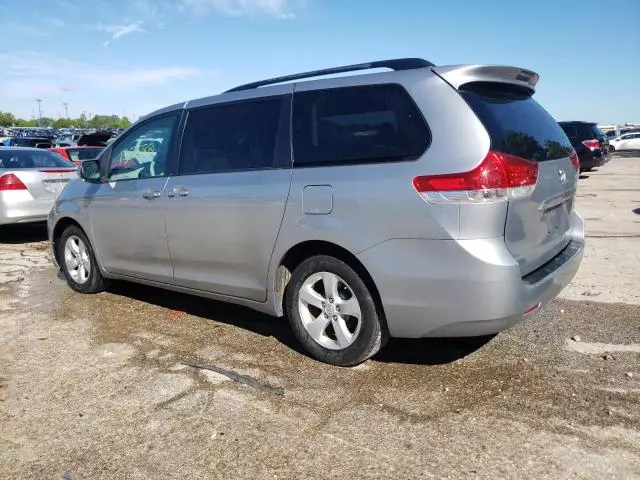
[
  {"xmin": 63, "ymin": 102, "xmax": 69, "ymax": 118},
  {"xmin": 36, "ymin": 99, "xmax": 42, "ymax": 127}
]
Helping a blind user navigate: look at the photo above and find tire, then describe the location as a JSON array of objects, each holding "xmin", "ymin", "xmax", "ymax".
[
  {"xmin": 609, "ymin": 145, "xmax": 615, "ymax": 153},
  {"xmin": 285, "ymin": 255, "xmax": 388, "ymax": 366},
  {"xmin": 58, "ymin": 225, "xmax": 108, "ymax": 294}
]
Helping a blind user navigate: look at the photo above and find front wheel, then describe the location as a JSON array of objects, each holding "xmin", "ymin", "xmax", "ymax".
[
  {"xmin": 285, "ymin": 255, "xmax": 387, "ymax": 366},
  {"xmin": 58, "ymin": 225, "xmax": 108, "ymax": 294}
]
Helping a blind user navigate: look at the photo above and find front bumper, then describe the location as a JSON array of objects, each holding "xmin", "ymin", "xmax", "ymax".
[{"xmin": 357, "ymin": 213, "xmax": 585, "ymax": 338}]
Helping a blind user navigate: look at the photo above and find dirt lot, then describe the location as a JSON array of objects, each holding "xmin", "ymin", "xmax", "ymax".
[{"xmin": 1, "ymin": 156, "xmax": 639, "ymax": 479}]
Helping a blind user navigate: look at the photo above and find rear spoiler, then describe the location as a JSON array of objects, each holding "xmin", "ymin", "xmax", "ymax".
[{"xmin": 433, "ymin": 65, "xmax": 539, "ymax": 93}]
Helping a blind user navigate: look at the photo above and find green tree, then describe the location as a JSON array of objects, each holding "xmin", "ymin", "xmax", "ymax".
[
  {"xmin": 39, "ymin": 117, "xmax": 54, "ymax": 127},
  {"xmin": 52, "ymin": 118, "xmax": 74, "ymax": 128},
  {"xmin": 73, "ymin": 112, "xmax": 88, "ymax": 128},
  {"xmin": 118, "ymin": 116, "xmax": 132, "ymax": 129},
  {"xmin": 0, "ymin": 111, "xmax": 16, "ymax": 126},
  {"xmin": 15, "ymin": 118, "xmax": 38, "ymax": 127}
]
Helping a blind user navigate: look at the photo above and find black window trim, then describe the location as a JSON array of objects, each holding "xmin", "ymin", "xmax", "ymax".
[
  {"xmin": 291, "ymin": 83, "xmax": 431, "ymax": 169},
  {"xmin": 175, "ymin": 94, "xmax": 293, "ymax": 177},
  {"xmin": 100, "ymin": 110, "xmax": 184, "ymax": 182}
]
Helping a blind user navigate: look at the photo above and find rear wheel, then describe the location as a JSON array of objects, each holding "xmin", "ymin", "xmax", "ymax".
[
  {"xmin": 59, "ymin": 225, "xmax": 108, "ymax": 294},
  {"xmin": 285, "ymin": 255, "xmax": 387, "ymax": 366}
]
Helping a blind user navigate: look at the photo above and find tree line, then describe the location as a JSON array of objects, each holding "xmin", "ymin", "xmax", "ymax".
[{"xmin": 0, "ymin": 111, "xmax": 132, "ymax": 129}]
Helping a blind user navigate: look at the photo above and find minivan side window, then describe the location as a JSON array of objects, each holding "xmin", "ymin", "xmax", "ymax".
[
  {"xmin": 179, "ymin": 96, "xmax": 285, "ymax": 175},
  {"xmin": 292, "ymin": 84, "xmax": 430, "ymax": 167},
  {"xmin": 108, "ymin": 115, "xmax": 177, "ymax": 181}
]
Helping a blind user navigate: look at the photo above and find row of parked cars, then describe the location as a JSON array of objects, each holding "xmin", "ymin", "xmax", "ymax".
[{"xmin": 0, "ymin": 58, "xmax": 630, "ymax": 366}]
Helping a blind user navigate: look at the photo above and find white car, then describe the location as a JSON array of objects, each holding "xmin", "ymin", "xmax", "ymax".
[{"xmin": 609, "ymin": 132, "xmax": 640, "ymax": 151}]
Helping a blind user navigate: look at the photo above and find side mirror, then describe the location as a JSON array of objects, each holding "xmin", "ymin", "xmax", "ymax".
[{"xmin": 79, "ymin": 160, "xmax": 101, "ymax": 182}]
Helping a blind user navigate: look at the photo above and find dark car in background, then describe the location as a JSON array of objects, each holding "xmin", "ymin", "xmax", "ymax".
[
  {"xmin": 76, "ymin": 131, "xmax": 115, "ymax": 147},
  {"xmin": 558, "ymin": 121, "xmax": 609, "ymax": 172},
  {"xmin": 4, "ymin": 137, "xmax": 53, "ymax": 149}
]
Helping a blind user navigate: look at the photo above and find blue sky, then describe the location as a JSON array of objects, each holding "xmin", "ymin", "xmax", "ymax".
[{"xmin": 1, "ymin": 0, "xmax": 638, "ymax": 124}]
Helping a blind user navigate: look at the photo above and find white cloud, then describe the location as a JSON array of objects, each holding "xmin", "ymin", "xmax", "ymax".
[
  {"xmin": 181, "ymin": 0, "xmax": 297, "ymax": 18},
  {"xmin": 94, "ymin": 21, "xmax": 147, "ymax": 43},
  {"xmin": 0, "ymin": 52, "xmax": 203, "ymax": 98}
]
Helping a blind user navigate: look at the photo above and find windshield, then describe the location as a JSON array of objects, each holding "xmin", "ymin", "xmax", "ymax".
[{"xmin": 0, "ymin": 150, "xmax": 77, "ymax": 169}]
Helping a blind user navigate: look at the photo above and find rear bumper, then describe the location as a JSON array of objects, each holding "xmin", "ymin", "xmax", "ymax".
[
  {"xmin": 0, "ymin": 192, "xmax": 54, "ymax": 225},
  {"xmin": 357, "ymin": 212, "xmax": 584, "ymax": 338},
  {"xmin": 579, "ymin": 150, "xmax": 607, "ymax": 170}
]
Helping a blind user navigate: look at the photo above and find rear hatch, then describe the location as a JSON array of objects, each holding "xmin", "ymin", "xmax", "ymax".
[
  {"xmin": 459, "ymin": 81, "xmax": 577, "ymax": 276},
  {"xmin": 77, "ymin": 132, "xmax": 113, "ymax": 147}
]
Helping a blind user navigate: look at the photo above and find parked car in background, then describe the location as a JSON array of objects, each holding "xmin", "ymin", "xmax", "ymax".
[
  {"xmin": 4, "ymin": 137, "xmax": 53, "ymax": 149},
  {"xmin": 609, "ymin": 132, "xmax": 640, "ymax": 151},
  {"xmin": 0, "ymin": 148, "xmax": 77, "ymax": 225},
  {"xmin": 49, "ymin": 58, "xmax": 584, "ymax": 366},
  {"xmin": 49, "ymin": 146, "xmax": 104, "ymax": 165},
  {"xmin": 76, "ymin": 131, "xmax": 114, "ymax": 147},
  {"xmin": 558, "ymin": 121, "xmax": 609, "ymax": 172}
]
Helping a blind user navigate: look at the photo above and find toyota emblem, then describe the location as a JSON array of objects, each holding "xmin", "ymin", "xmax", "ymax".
[{"xmin": 558, "ymin": 168, "xmax": 567, "ymax": 184}]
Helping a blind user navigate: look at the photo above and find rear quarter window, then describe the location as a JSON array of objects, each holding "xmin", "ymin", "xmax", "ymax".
[
  {"xmin": 462, "ymin": 84, "xmax": 573, "ymax": 162},
  {"xmin": 292, "ymin": 84, "xmax": 430, "ymax": 167},
  {"xmin": 0, "ymin": 151, "xmax": 75, "ymax": 168}
]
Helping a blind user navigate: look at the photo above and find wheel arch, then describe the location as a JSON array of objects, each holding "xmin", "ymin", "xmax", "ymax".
[
  {"xmin": 51, "ymin": 217, "xmax": 85, "ymax": 267},
  {"xmin": 275, "ymin": 240, "xmax": 386, "ymax": 326}
]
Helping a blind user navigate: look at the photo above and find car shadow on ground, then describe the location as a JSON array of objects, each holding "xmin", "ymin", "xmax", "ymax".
[
  {"xmin": 0, "ymin": 223, "xmax": 48, "ymax": 244},
  {"xmin": 373, "ymin": 336, "xmax": 494, "ymax": 365},
  {"xmin": 579, "ymin": 174, "xmax": 590, "ymax": 180},
  {"xmin": 110, "ymin": 281, "xmax": 306, "ymax": 355},
  {"xmin": 633, "ymin": 207, "xmax": 640, "ymax": 216},
  {"xmin": 110, "ymin": 280, "xmax": 492, "ymax": 366}
]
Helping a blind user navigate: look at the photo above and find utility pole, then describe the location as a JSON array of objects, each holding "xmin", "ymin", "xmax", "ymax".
[
  {"xmin": 36, "ymin": 99, "xmax": 42, "ymax": 126},
  {"xmin": 63, "ymin": 102, "xmax": 69, "ymax": 118}
]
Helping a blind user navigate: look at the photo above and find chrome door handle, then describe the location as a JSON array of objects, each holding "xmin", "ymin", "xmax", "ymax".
[
  {"xmin": 142, "ymin": 189, "xmax": 162, "ymax": 200},
  {"xmin": 167, "ymin": 187, "xmax": 189, "ymax": 198}
]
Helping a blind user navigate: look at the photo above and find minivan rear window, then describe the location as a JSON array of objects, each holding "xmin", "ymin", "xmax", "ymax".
[
  {"xmin": 461, "ymin": 83, "xmax": 573, "ymax": 162},
  {"xmin": 292, "ymin": 84, "xmax": 430, "ymax": 167}
]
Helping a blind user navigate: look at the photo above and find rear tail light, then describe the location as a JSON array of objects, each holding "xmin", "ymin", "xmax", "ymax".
[
  {"xmin": 0, "ymin": 173, "xmax": 28, "ymax": 191},
  {"xmin": 582, "ymin": 139, "xmax": 600, "ymax": 150},
  {"xmin": 412, "ymin": 151, "xmax": 539, "ymax": 204},
  {"xmin": 569, "ymin": 151, "xmax": 580, "ymax": 171}
]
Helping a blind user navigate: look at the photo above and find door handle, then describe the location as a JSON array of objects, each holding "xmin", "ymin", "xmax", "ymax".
[
  {"xmin": 142, "ymin": 189, "xmax": 162, "ymax": 200},
  {"xmin": 167, "ymin": 187, "xmax": 190, "ymax": 198}
]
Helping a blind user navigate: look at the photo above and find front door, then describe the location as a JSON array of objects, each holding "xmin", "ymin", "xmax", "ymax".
[
  {"xmin": 164, "ymin": 93, "xmax": 292, "ymax": 301},
  {"xmin": 89, "ymin": 114, "xmax": 180, "ymax": 283}
]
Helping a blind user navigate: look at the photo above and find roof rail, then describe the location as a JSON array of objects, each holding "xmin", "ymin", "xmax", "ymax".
[{"xmin": 225, "ymin": 58, "xmax": 434, "ymax": 93}]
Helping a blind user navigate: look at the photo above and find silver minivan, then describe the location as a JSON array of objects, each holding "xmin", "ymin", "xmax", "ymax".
[{"xmin": 48, "ymin": 59, "xmax": 584, "ymax": 366}]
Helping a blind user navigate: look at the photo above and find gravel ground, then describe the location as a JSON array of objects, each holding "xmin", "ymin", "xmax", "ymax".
[{"xmin": 0, "ymin": 156, "xmax": 639, "ymax": 479}]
